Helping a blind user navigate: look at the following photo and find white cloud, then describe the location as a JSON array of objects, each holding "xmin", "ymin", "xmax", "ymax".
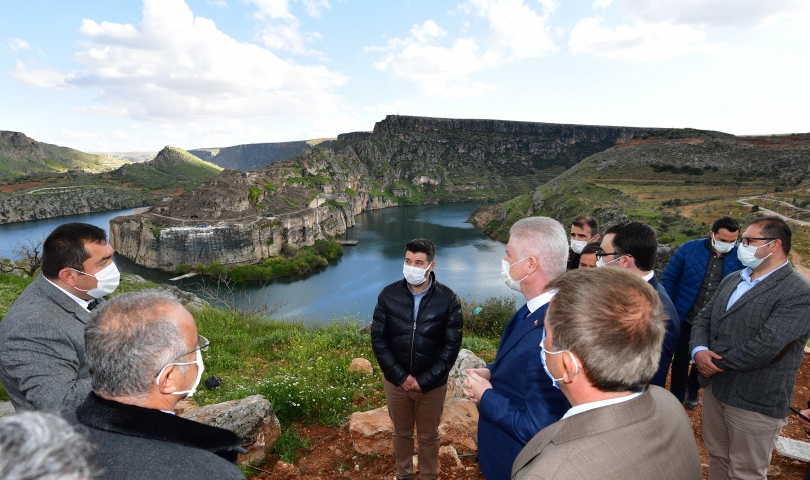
[
  {"xmin": 593, "ymin": 0, "xmax": 614, "ymax": 9},
  {"xmin": 622, "ymin": 0, "xmax": 810, "ymax": 28},
  {"xmin": 12, "ymin": 61, "xmax": 74, "ymax": 89},
  {"xmin": 368, "ymin": 1, "xmax": 555, "ymax": 98},
  {"xmin": 248, "ymin": 0, "xmax": 325, "ymax": 54},
  {"xmin": 369, "ymin": 21, "xmax": 500, "ymax": 98},
  {"xmin": 9, "ymin": 38, "xmax": 31, "ymax": 51},
  {"xmin": 569, "ymin": 17, "xmax": 725, "ymax": 61},
  {"xmin": 60, "ymin": 128, "xmax": 128, "ymax": 140},
  {"xmin": 16, "ymin": 0, "xmax": 348, "ymax": 123},
  {"xmin": 465, "ymin": 0, "xmax": 557, "ymax": 60}
]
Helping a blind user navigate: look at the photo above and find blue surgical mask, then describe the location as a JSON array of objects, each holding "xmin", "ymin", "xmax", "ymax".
[{"xmin": 540, "ymin": 342, "xmax": 578, "ymax": 390}]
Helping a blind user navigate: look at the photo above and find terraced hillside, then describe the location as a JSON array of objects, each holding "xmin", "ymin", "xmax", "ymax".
[{"xmin": 470, "ymin": 130, "xmax": 810, "ymax": 245}]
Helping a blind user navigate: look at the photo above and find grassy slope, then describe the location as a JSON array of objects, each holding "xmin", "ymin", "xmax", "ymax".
[
  {"xmin": 0, "ymin": 142, "xmax": 129, "ymax": 181},
  {"xmin": 112, "ymin": 146, "xmax": 222, "ymax": 190}
]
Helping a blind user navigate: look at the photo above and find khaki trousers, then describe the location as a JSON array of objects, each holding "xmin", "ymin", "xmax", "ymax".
[
  {"xmin": 703, "ymin": 383, "xmax": 787, "ymax": 480},
  {"xmin": 383, "ymin": 378, "xmax": 448, "ymax": 480}
]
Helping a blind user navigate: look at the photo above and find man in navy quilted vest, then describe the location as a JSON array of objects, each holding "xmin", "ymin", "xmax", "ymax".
[{"xmin": 662, "ymin": 216, "xmax": 744, "ymax": 408}]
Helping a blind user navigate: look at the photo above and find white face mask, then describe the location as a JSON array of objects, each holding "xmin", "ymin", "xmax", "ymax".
[
  {"xmin": 70, "ymin": 262, "xmax": 120, "ymax": 299},
  {"xmin": 403, "ymin": 262, "xmax": 431, "ymax": 286},
  {"xmin": 570, "ymin": 239, "xmax": 589, "ymax": 254},
  {"xmin": 595, "ymin": 255, "xmax": 621, "ymax": 268},
  {"xmin": 501, "ymin": 257, "xmax": 529, "ymax": 292},
  {"xmin": 736, "ymin": 241, "xmax": 773, "ymax": 269},
  {"xmin": 711, "ymin": 233, "xmax": 736, "ymax": 254},
  {"xmin": 156, "ymin": 349, "xmax": 205, "ymax": 398}
]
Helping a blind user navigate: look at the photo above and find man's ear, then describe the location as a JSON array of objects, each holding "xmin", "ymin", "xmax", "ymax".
[
  {"xmin": 156, "ymin": 365, "xmax": 178, "ymax": 395},
  {"xmin": 561, "ymin": 352, "xmax": 580, "ymax": 385},
  {"xmin": 57, "ymin": 268, "xmax": 79, "ymax": 286},
  {"xmin": 591, "ymin": 233, "xmax": 601, "ymax": 243}
]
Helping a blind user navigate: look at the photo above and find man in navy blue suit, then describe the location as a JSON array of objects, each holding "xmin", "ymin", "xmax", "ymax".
[
  {"xmin": 597, "ymin": 221, "xmax": 680, "ymax": 388},
  {"xmin": 464, "ymin": 217, "xmax": 571, "ymax": 480}
]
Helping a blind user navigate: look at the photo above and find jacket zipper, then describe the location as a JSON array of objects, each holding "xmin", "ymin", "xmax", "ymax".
[{"xmin": 410, "ymin": 307, "xmax": 417, "ymax": 374}]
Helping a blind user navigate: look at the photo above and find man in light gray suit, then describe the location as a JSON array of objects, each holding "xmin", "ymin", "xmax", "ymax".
[
  {"xmin": 512, "ymin": 268, "xmax": 701, "ymax": 480},
  {"xmin": 691, "ymin": 216, "xmax": 810, "ymax": 480},
  {"xmin": 0, "ymin": 223, "xmax": 118, "ymax": 412}
]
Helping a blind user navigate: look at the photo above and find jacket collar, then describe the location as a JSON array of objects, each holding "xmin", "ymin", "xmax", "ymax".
[
  {"xmin": 495, "ymin": 303, "xmax": 549, "ymax": 363},
  {"xmin": 722, "ymin": 262, "xmax": 792, "ymax": 318},
  {"xmin": 34, "ymin": 274, "xmax": 92, "ymax": 324},
  {"xmin": 76, "ymin": 392, "xmax": 243, "ymax": 461}
]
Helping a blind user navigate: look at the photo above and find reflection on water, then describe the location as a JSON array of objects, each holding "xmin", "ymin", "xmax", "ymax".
[{"xmin": 2, "ymin": 203, "xmax": 522, "ymax": 324}]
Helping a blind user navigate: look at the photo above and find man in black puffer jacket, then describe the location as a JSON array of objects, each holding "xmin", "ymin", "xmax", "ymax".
[{"xmin": 371, "ymin": 238, "xmax": 463, "ymax": 480}]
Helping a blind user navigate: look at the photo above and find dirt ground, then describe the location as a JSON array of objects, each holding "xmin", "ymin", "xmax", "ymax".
[{"xmin": 246, "ymin": 355, "xmax": 810, "ymax": 480}]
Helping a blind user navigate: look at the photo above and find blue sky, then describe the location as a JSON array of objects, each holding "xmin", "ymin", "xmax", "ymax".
[{"xmin": 1, "ymin": 0, "xmax": 809, "ymax": 152}]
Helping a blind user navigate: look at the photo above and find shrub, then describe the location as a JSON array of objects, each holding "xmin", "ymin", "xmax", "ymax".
[{"xmin": 460, "ymin": 296, "xmax": 517, "ymax": 339}]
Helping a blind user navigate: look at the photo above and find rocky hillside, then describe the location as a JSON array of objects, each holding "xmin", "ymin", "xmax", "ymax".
[
  {"xmin": 470, "ymin": 130, "xmax": 810, "ymax": 242},
  {"xmin": 0, "ymin": 187, "xmax": 152, "ymax": 224},
  {"xmin": 111, "ymin": 146, "xmax": 222, "ymax": 191},
  {"xmin": 189, "ymin": 139, "xmax": 332, "ymax": 170},
  {"xmin": 0, "ymin": 131, "xmax": 128, "ymax": 181},
  {"xmin": 111, "ymin": 147, "xmax": 396, "ymax": 270},
  {"xmin": 328, "ymin": 115, "xmax": 658, "ymax": 203}
]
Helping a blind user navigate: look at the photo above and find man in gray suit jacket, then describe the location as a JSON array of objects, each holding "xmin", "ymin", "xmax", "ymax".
[
  {"xmin": 512, "ymin": 268, "xmax": 701, "ymax": 480},
  {"xmin": 0, "ymin": 223, "xmax": 118, "ymax": 412},
  {"xmin": 691, "ymin": 216, "xmax": 810, "ymax": 480}
]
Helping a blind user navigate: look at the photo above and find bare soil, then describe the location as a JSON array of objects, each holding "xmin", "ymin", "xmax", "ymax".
[{"xmin": 246, "ymin": 355, "xmax": 810, "ymax": 480}]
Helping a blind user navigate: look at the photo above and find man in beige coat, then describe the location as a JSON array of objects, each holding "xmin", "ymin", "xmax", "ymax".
[{"xmin": 512, "ymin": 268, "xmax": 701, "ymax": 480}]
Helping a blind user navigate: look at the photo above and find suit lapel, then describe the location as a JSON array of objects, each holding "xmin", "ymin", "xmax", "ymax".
[
  {"xmin": 495, "ymin": 303, "xmax": 547, "ymax": 364},
  {"xmin": 35, "ymin": 275, "xmax": 92, "ymax": 325},
  {"xmin": 511, "ymin": 418, "xmax": 564, "ymax": 476},
  {"xmin": 721, "ymin": 265, "xmax": 791, "ymax": 318}
]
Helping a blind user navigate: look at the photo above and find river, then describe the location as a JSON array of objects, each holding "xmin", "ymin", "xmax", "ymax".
[{"xmin": 0, "ymin": 203, "xmax": 522, "ymax": 323}]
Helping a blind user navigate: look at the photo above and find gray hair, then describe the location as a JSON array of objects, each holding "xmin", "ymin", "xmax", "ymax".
[
  {"xmin": 0, "ymin": 411, "xmax": 100, "ymax": 480},
  {"xmin": 85, "ymin": 290, "xmax": 189, "ymax": 398},
  {"xmin": 509, "ymin": 217, "xmax": 568, "ymax": 280},
  {"xmin": 545, "ymin": 268, "xmax": 667, "ymax": 392}
]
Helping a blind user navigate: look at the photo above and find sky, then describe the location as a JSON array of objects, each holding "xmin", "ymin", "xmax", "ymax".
[{"xmin": 1, "ymin": 0, "xmax": 809, "ymax": 152}]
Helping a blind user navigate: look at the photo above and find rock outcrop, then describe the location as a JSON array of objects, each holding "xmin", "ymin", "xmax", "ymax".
[
  {"xmin": 445, "ymin": 349, "xmax": 486, "ymax": 400},
  {"xmin": 180, "ymin": 394, "xmax": 281, "ymax": 463}
]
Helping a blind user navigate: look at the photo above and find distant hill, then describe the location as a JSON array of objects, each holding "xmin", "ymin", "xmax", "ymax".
[
  {"xmin": 101, "ymin": 151, "xmax": 158, "ymax": 163},
  {"xmin": 111, "ymin": 146, "xmax": 222, "ymax": 191},
  {"xmin": 189, "ymin": 140, "xmax": 332, "ymax": 170},
  {"xmin": 469, "ymin": 130, "xmax": 810, "ymax": 243},
  {"xmin": 0, "ymin": 131, "xmax": 129, "ymax": 181}
]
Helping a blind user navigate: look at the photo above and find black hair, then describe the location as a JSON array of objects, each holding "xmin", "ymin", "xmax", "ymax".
[
  {"xmin": 604, "ymin": 221, "xmax": 658, "ymax": 271},
  {"xmin": 580, "ymin": 242, "xmax": 601, "ymax": 255},
  {"xmin": 749, "ymin": 216, "xmax": 791, "ymax": 254},
  {"xmin": 41, "ymin": 223, "xmax": 108, "ymax": 279},
  {"xmin": 712, "ymin": 216, "xmax": 740, "ymax": 234},
  {"xmin": 572, "ymin": 215, "xmax": 598, "ymax": 238},
  {"xmin": 405, "ymin": 238, "xmax": 436, "ymax": 263}
]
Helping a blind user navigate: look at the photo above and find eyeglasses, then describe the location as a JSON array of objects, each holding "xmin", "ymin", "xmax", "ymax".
[
  {"xmin": 741, "ymin": 237, "xmax": 776, "ymax": 247},
  {"xmin": 595, "ymin": 250, "xmax": 626, "ymax": 260},
  {"xmin": 154, "ymin": 335, "xmax": 209, "ymax": 377}
]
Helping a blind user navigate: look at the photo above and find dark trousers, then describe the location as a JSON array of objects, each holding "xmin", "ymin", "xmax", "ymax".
[{"xmin": 670, "ymin": 321, "xmax": 701, "ymax": 402}]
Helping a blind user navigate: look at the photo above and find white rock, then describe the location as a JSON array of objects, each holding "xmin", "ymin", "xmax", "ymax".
[{"xmin": 775, "ymin": 436, "xmax": 810, "ymax": 462}]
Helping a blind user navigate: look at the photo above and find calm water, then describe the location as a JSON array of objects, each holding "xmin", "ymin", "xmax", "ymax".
[{"xmin": 0, "ymin": 203, "xmax": 522, "ymax": 323}]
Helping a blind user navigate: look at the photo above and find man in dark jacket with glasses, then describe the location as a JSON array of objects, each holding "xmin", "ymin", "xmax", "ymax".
[{"xmin": 371, "ymin": 238, "xmax": 463, "ymax": 480}]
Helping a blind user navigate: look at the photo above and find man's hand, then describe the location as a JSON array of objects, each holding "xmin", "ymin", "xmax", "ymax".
[
  {"xmin": 466, "ymin": 368, "xmax": 491, "ymax": 381},
  {"xmin": 400, "ymin": 375, "xmax": 421, "ymax": 392},
  {"xmin": 464, "ymin": 369, "xmax": 493, "ymax": 403},
  {"xmin": 694, "ymin": 350, "xmax": 725, "ymax": 377}
]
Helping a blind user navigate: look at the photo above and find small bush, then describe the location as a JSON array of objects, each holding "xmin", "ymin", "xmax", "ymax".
[{"xmin": 460, "ymin": 296, "xmax": 517, "ymax": 340}]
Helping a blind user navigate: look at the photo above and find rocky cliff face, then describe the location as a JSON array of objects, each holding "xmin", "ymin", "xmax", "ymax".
[
  {"xmin": 330, "ymin": 115, "xmax": 656, "ymax": 203},
  {"xmin": 0, "ymin": 188, "xmax": 153, "ymax": 224},
  {"xmin": 189, "ymin": 141, "xmax": 314, "ymax": 171},
  {"xmin": 111, "ymin": 148, "xmax": 396, "ymax": 270}
]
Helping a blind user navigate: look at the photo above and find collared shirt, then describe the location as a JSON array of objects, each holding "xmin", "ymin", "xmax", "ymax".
[
  {"xmin": 691, "ymin": 261, "xmax": 789, "ymax": 359},
  {"xmin": 527, "ymin": 289, "xmax": 557, "ymax": 315},
  {"xmin": 641, "ymin": 271, "xmax": 655, "ymax": 282},
  {"xmin": 726, "ymin": 261, "xmax": 789, "ymax": 310},
  {"xmin": 685, "ymin": 251, "xmax": 727, "ymax": 324},
  {"xmin": 563, "ymin": 390, "xmax": 644, "ymax": 419},
  {"xmin": 409, "ymin": 277, "xmax": 433, "ymax": 321},
  {"xmin": 43, "ymin": 276, "xmax": 93, "ymax": 311}
]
